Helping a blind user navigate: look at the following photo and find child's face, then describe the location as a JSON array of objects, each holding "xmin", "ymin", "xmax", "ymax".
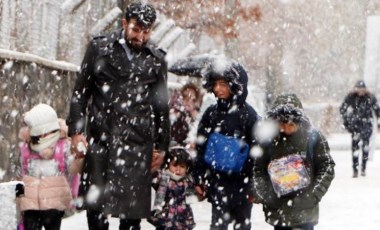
[
  {"xmin": 279, "ymin": 121, "xmax": 298, "ymax": 135},
  {"xmin": 213, "ymin": 79, "xmax": 232, "ymax": 100},
  {"xmin": 168, "ymin": 161, "xmax": 187, "ymax": 176}
]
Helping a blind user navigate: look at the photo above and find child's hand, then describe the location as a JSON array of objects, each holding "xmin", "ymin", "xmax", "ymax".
[
  {"xmin": 247, "ymin": 194, "xmax": 258, "ymax": 204},
  {"xmin": 195, "ymin": 185, "xmax": 206, "ymax": 201}
]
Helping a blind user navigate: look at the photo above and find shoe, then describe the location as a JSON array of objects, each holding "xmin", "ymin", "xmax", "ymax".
[
  {"xmin": 361, "ymin": 171, "xmax": 366, "ymax": 176},
  {"xmin": 353, "ymin": 171, "xmax": 358, "ymax": 178}
]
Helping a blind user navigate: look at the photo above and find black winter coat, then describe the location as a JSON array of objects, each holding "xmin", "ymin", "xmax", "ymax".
[
  {"xmin": 340, "ymin": 90, "xmax": 380, "ymax": 134},
  {"xmin": 67, "ymin": 30, "xmax": 170, "ymax": 218},
  {"xmin": 193, "ymin": 62, "xmax": 259, "ymax": 205}
]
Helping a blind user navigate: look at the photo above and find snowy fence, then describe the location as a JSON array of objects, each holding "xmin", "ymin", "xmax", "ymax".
[{"xmin": 0, "ymin": 50, "xmax": 78, "ymax": 182}]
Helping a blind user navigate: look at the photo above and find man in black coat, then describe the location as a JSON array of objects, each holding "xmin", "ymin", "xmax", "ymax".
[
  {"xmin": 67, "ymin": 2, "xmax": 170, "ymax": 229},
  {"xmin": 340, "ymin": 80, "xmax": 380, "ymax": 177}
]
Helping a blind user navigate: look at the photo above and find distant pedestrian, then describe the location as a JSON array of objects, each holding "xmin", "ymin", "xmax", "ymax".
[
  {"xmin": 193, "ymin": 58, "xmax": 259, "ymax": 230},
  {"xmin": 149, "ymin": 147, "xmax": 196, "ymax": 230},
  {"xmin": 340, "ymin": 80, "xmax": 380, "ymax": 177},
  {"xmin": 253, "ymin": 93, "xmax": 335, "ymax": 230}
]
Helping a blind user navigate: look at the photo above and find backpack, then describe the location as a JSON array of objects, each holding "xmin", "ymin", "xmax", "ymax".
[{"xmin": 20, "ymin": 139, "xmax": 67, "ymax": 176}]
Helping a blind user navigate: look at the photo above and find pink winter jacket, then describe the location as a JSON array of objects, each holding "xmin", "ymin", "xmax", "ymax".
[
  {"xmin": 20, "ymin": 175, "xmax": 72, "ymax": 211},
  {"xmin": 18, "ymin": 139, "xmax": 74, "ymax": 211}
]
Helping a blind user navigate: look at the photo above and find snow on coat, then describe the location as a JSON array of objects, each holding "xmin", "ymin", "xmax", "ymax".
[
  {"xmin": 149, "ymin": 170, "xmax": 195, "ymax": 229},
  {"xmin": 253, "ymin": 102, "xmax": 335, "ymax": 227},
  {"xmin": 193, "ymin": 60, "xmax": 260, "ymax": 205},
  {"xmin": 67, "ymin": 29, "xmax": 170, "ymax": 218}
]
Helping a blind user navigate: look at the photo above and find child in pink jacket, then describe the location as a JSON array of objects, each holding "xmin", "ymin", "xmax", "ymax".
[{"xmin": 17, "ymin": 104, "xmax": 81, "ymax": 230}]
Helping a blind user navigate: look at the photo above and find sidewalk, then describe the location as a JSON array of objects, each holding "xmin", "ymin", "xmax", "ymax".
[{"xmin": 62, "ymin": 132, "xmax": 380, "ymax": 229}]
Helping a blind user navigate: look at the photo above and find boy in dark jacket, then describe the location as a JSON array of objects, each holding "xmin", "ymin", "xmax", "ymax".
[
  {"xmin": 253, "ymin": 93, "xmax": 335, "ymax": 230},
  {"xmin": 193, "ymin": 57, "xmax": 259, "ymax": 230},
  {"xmin": 340, "ymin": 80, "xmax": 380, "ymax": 177}
]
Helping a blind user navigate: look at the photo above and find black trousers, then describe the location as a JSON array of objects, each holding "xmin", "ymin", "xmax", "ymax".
[
  {"xmin": 351, "ymin": 129, "xmax": 372, "ymax": 171},
  {"xmin": 23, "ymin": 209, "xmax": 64, "ymax": 230},
  {"xmin": 87, "ymin": 209, "xmax": 141, "ymax": 230},
  {"xmin": 274, "ymin": 223, "xmax": 314, "ymax": 230},
  {"xmin": 210, "ymin": 199, "xmax": 252, "ymax": 230}
]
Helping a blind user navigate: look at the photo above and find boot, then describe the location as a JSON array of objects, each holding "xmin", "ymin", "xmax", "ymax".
[
  {"xmin": 353, "ymin": 169, "xmax": 358, "ymax": 178},
  {"xmin": 361, "ymin": 165, "xmax": 366, "ymax": 176},
  {"xmin": 361, "ymin": 160, "xmax": 367, "ymax": 177}
]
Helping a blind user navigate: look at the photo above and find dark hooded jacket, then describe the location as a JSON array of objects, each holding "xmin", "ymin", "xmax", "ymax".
[
  {"xmin": 193, "ymin": 60, "xmax": 259, "ymax": 204},
  {"xmin": 66, "ymin": 29, "xmax": 170, "ymax": 218},
  {"xmin": 253, "ymin": 94, "xmax": 335, "ymax": 227},
  {"xmin": 340, "ymin": 81, "xmax": 380, "ymax": 134}
]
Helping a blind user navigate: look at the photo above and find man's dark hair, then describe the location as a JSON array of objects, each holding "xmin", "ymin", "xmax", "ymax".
[{"xmin": 125, "ymin": 2, "xmax": 157, "ymax": 28}]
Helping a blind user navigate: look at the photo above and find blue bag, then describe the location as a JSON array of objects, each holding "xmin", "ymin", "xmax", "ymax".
[{"xmin": 204, "ymin": 132, "xmax": 249, "ymax": 173}]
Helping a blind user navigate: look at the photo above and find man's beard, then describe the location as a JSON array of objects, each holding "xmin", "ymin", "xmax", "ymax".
[{"xmin": 127, "ymin": 39, "xmax": 146, "ymax": 51}]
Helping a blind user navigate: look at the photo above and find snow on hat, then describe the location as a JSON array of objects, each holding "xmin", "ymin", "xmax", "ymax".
[
  {"xmin": 270, "ymin": 93, "xmax": 303, "ymax": 110},
  {"xmin": 24, "ymin": 104, "xmax": 60, "ymax": 136},
  {"xmin": 267, "ymin": 93, "xmax": 304, "ymax": 123}
]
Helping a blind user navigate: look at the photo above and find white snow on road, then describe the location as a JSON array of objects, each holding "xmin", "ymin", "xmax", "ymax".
[{"xmin": 62, "ymin": 133, "xmax": 380, "ymax": 229}]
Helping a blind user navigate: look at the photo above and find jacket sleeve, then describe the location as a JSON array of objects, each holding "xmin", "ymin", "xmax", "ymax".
[
  {"xmin": 66, "ymin": 40, "xmax": 97, "ymax": 136},
  {"xmin": 252, "ymin": 144, "xmax": 282, "ymax": 206},
  {"xmin": 152, "ymin": 171, "xmax": 170, "ymax": 211},
  {"xmin": 192, "ymin": 106, "xmax": 214, "ymax": 185},
  {"xmin": 310, "ymin": 131, "xmax": 335, "ymax": 202},
  {"xmin": 339, "ymin": 95, "xmax": 353, "ymax": 131},
  {"xmin": 242, "ymin": 106, "xmax": 260, "ymax": 195},
  {"xmin": 370, "ymin": 95, "xmax": 380, "ymax": 119},
  {"xmin": 152, "ymin": 58, "xmax": 170, "ymax": 154},
  {"xmin": 339, "ymin": 95, "xmax": 349, "ymax": 117}
]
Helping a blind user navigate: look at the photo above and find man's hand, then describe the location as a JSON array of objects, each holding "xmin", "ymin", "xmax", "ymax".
[
  {"xmin": 195, "ymin": 185, "xmax": 206, "ymax": 201},
  {"xmin": 70, "ymin": 134, "xmax": 88, "ymax": 159},
  {"xmin": 151, "ymin": 149, "xmax": 164, "ymax": 173},
  {"xmin": 247, "ymin": 194, "xmax": 258, "ymax": 204}
]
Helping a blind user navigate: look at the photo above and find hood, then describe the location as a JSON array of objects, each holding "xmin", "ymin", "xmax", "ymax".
[
  {"xmin": 267, "ymin": 93, "xmax": 306, "ymax": 124},
  {"xmin": 202, "ymin": 57, "xmax": 248, "ymax": 106}
]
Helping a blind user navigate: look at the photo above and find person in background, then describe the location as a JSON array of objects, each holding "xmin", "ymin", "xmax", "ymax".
[
  {"xmin": 253, "ymin": 93, "xmax": 335, "ymax": 230},
  {"xmin": 168, "ymin": 89, "xmax": 191, "ymax": 147},
  {"xmin": 17, "ymin": 104, "xmax": 81, "ymax": 230},
  {"xmin": 66, "ymin": 2, "xmax": 170, "ymax": 229},
  {"xmin": 168, "ymin": 82, "xmax": 203, "ymax": 149},
  {"xmin": 149, "ymin": 147, "xmax": 196, "ymax": 230},
  {"xmin": 180, "ymin": 82, "xmax": 203, "ymax": 122},
  {"xmin": 340, "ymin": 80, "xmax": 380, "ymax": 177},
  {"xmin": 193, "ymin": 58, "xmax": 259, "ymax": 230}
]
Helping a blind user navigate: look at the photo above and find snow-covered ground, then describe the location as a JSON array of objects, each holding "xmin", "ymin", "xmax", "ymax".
[{"xmin": 62, "ymin": 133, "xmax": 380, "ymax": 229}]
